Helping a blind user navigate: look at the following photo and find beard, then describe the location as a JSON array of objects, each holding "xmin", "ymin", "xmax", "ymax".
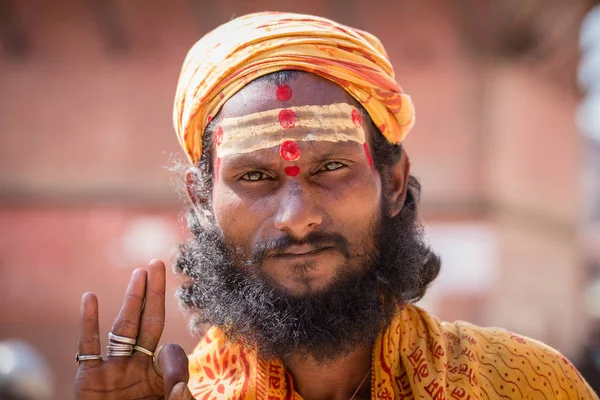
[{"xmin": 174, "ymin": 199, "xmax": 432, "ymax": 363}]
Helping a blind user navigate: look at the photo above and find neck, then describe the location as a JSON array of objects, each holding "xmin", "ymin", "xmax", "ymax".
[{"xmin": 283, "ymin": 343, "xmax": 373, "ymax": 400}]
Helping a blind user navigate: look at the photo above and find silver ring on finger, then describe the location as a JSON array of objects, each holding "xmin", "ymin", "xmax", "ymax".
[
  {"xmin": 133, "ymin": 345, "xmax": 154, "ymax": 357},
  {"xmin": 107, "ymin": 350, "xmax": 133, "ymax": 357},
  {"xmin": 107, "ymin": 343, "xmax": 134, "ymax": 357},
  {"xmin": 152, "ymin": 344, "xmax": 165, "ymax": 377},
  {"xmin": 107, "ymin": 342, "xmax": 134, "ymax": 350},
  {"xmin": 76, "ymin": 353, "xmax": 103, "ymax": 364},
  {"xmin": 108, "ymin": 332, "xmax": 136, "ymax": 345}
]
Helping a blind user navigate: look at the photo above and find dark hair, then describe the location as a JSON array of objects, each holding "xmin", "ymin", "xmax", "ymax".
[{"xmin": 187, "ymin": 70, "xmax": 440, "ymax": 302}]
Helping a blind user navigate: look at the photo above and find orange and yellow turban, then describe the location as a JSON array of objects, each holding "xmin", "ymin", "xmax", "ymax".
[{"xmin": 173, "ymin": 12, "xmax": 415, "ymax": 164}]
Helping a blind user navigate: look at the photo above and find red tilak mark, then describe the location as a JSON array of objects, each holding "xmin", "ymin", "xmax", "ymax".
[
  {"xmin": 363, "ymin": 143, "xmax": 373, "ymax": 169},
  {"xmin": 215, "ymin": 158, "xmax": 221, "ymax": 181},
  {"xmin": 280, "ymin": 140, "xmax": 300, "ymax": 161},
  {"xmin": 278, "ymin": 109, "xmax": 296, "ymax": 129},
  {"xmin": 215, "ymin": 126, "xmax": 224, "ymax": 146},
  {"xmin": 276, "ymin": 84, "xmax": 293, "ymax": 102},
  {"xmin": 351, "ymin": 108, "xmax": 363, "ymax": 128},
  {"xmin": 284, "ymin": 166, "xmax": 300, "ymax": 177}
]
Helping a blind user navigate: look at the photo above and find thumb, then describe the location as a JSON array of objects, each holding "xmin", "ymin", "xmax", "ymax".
[
  {"xmin": 168, "ymin": 382, "xmax": 195, "ymax": 400},
  {"xmin": 156, "ymin": 344, "xmax": 190, "ymax": 398}
]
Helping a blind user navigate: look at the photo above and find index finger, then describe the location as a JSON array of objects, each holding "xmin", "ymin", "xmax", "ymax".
[{"xmin": 77, "ymin": 292, "xmax": 102, "ymax": 366}]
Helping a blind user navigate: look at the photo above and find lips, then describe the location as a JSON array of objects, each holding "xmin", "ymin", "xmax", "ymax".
[{"xmin": 269, "ymin": 245, "xmax": 334, "ymax": 258}]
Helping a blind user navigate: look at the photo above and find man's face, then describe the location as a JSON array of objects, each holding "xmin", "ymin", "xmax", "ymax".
[
  {"xmin": 210, "ymin": 74, "xmax": 383, "ymax": 296},
  {"xmin": 178, "ymin": 72, "xmax": 428, "ymax": 362}
]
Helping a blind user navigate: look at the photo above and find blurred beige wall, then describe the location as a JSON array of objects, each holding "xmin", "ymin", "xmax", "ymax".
[{"xmin": 0, "ymin": 1, "xmax": 595, "ymax": 399}]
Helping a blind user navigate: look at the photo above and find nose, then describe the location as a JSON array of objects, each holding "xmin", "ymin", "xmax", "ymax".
[{"xmin": 273, "ymin": 184, "xmax": 323, "ymax": 237}]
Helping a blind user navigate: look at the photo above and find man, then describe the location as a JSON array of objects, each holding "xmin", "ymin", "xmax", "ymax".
[{"xmin": 74, "ymin": 12, "xmax": 599, "ymax": 400}]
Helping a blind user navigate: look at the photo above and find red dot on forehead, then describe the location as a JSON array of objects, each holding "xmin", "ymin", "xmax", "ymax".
[
  {"xmin": 278, "ymin": 109, "xmax": 296, "ymax": 129},
  {"xmin": 280, "ymin": 140, "xmax": 301, "ymax": 161},
  {"xmin": 276, "ymin": 84, "xmax": 293, "ymax": 102},
  {"xmin": 215, "ymin": 126, "xmax": 224, "ymax": 146},
  {"xmin": 351, "ymin": 108, "xmax": 363, "ymax": 128},
  {"xmin": 284, "ymin": 166, "xmax": 300, "ymax": 177}
]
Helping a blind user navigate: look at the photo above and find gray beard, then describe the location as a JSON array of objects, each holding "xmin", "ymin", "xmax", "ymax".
[{"xmin": 173, "ymin": 204, "xmax": 430, "ymax": 363}]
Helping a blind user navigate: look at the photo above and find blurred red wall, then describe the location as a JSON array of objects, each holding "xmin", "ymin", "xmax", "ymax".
[{"xmin": 0, "ymin": 1, "xmax": 594, "ymax": 398}]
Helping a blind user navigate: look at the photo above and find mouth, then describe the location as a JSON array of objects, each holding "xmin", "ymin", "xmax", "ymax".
[{"xmin": 269, "ymin": 245, "xmax": 335, "ymax": 259}]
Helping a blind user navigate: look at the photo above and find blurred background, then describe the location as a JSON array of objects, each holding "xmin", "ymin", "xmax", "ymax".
[{"xmin": 1, "ymin": 0, "xmax": 599, "ymax": 398}]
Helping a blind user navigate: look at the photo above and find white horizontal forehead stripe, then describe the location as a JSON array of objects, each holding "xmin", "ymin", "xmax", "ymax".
[{"xmin": 217, "ymin": 103, "xmax": 366, "ymax": 158}]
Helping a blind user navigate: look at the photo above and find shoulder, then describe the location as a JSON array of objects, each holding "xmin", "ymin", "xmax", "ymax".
[
  {"xmin": 407, "ymin": 305, "xmax": 598, "ymax": 399},
  {"xmin": 187, "ymin": 327, "xmax": 255, "ymax": 399}
]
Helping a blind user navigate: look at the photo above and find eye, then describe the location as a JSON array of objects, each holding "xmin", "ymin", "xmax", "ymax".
[
  {"xmin": 318, "ymin": 161, "xmax": 346, "ymax": 172},
  {"xmin": 240, "ymin": 171, "xmax": 272, "ymax": 182}
]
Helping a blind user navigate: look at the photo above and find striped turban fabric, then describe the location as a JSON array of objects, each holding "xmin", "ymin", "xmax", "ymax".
[{"xmin": 173, "ymin": 12, "xmax": 415, "ymax": 164}]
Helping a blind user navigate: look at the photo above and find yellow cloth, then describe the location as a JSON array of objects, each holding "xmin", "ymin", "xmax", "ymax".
[
  {"xmin": 188, "ymin": 304, "xmax": 598, "ymax": 399},
  {"xmin": 173, "ymin": 12, "xmax": 415, "ymax": 164}
]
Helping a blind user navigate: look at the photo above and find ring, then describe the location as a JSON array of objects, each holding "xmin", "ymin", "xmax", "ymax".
[
  {"xmin": 108, "ymin": 332, "xmax": 136, "ymax": 345},
  {"xmin": 133, "ymin": 345, "xmax": 154, "ymax": 357},
  {"xmin": 75, "ymin": 353, "xmax": 103, "ymax": 364},
  {"xmin": 152, "ymin": 344, "xmax": 165, "ymax": 377},
  {"xmin": 107, "ymin": 346, "xmax": 133, "ymax": 357},
  {"xmin": 107, "ymin": 342, "xmax": 134, "ymax": 357}
]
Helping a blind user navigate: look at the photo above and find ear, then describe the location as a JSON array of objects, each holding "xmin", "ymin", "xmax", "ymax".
[
  {"xmin": 385, "ymin": 150, "xmax": 411, "ymax": 218},
  {"xmin": 185, "ymin": 169, "xmax": 211, "ymax": 216}
]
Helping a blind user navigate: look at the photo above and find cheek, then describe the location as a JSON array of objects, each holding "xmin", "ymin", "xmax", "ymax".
[
  {"xmin": 211, "ymin": 183, "xmax": 274, "ymax": 245},
  {"xmin": 211, "ymin": 184, "xmax": 244, "ymax": 239},
  {"xmin": 322, "ymin": 173, "xmax": 382, "ymax": 224}
]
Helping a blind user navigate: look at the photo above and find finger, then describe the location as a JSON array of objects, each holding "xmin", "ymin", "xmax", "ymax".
[
  {"xmin": 78, "ymin": 292, "xmax": 102, "ymax": 366},
  {"xmin": 111, "ymin": 268, "xmax": 147, "ymax": 343},
  {"xmin": 168, "ymin": 382, "xmax": 195, "ymax": 400},
  {"xmin": 135, "ymin": 260, "xmax": 166, "ymax": 354},
  {"xmin": 157, "ymin": 344, "xmax": 189, "ymax": 398}
]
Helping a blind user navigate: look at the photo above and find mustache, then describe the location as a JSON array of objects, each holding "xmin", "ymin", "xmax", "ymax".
[{"xmin": 250, "ymin": 232, "xmax": 351, "ymax": 262}]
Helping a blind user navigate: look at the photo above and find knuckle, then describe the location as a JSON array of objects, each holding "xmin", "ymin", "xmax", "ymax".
[
  {"xmin": 82, "ymin": 315, "xmax": 99, "ymax": 323},
  {"xmin": 80, "ymin": 334, "xmax": 99, "ymax": 344},
  {"xmin": 143, "ymin": 316, "xmax": 165, "ymax": 327},
  {"xmin": 147, "ymin": 288, "xmax": 166, "ymax": 297},
  {"xmin": 112, "ymin": 319, "xmax": 139, "ymax": 331},
  {"xmin": 126, "ymin": 292, "xmax": 145, "ymax": 302}
]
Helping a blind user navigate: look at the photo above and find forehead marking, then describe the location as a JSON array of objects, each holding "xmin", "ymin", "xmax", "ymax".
[
  {"xmin": 276, "ymin": 85, "xmax": 293, "ymax": 102},
  {"xmin": 215, "ymin": 126, "xmax": 224, "ymax": 146},
  {"xmin": 216, "ymin": 103, "xmax": 366, "ymax": 158},
  {"xmin": 215, "ymin": 157, "xmax": 221, "ymax": 181},
  {"xmin": 363, "ymin": 143, "xmax": 373, "ymax": 169},
  {"xmin": 351, "ymin": 109, "xmax": 363, "ymax": 128},
  {"xmin": 280, "ymin": 140, "xmax": 301, "ymax": 161},
  {"xmin": 284, "ymin": 166, "xmax": 300, "ymax": 177},
  {"xmin": 278, "ymin": 109, "xmax": 297, "ymax": 129}
]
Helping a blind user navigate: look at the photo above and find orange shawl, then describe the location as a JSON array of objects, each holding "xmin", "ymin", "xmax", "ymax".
[
  {"xmin": 173, "ymin": 12, "xmax": 415, "ymax": 164},
  {"xmin": 188, "ymin": 304, "xmax": 598, "ymax": 399}
]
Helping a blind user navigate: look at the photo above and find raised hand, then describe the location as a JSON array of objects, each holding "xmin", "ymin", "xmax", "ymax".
[{"xmin": 74, "ymin": 260, "xmax": 194, "ymax": 399}]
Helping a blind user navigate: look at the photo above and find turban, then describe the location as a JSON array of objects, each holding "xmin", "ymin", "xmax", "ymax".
[{"xmin": 173, "ymin": 12, "xmax": 415, "ymax": 164}]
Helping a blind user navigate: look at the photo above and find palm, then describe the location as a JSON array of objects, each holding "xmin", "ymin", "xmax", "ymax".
[
  {"xmin": 74, "ymin": 356, "xmax": 162, "ymax": 399},
  {"xmin": 74, "ymin": 260, "xmax": 193, "ymax": 400}
]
